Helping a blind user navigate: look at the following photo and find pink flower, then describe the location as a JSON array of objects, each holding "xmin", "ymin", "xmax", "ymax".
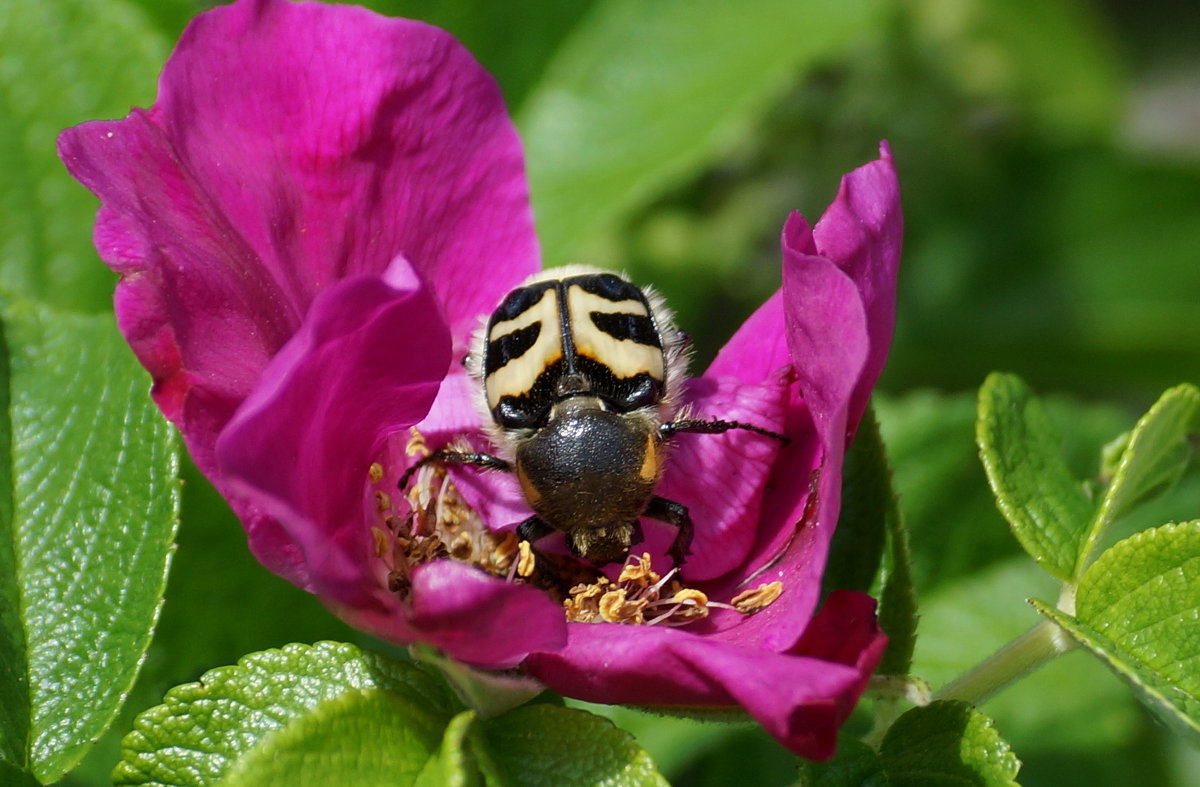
[{"xmin": 58, "ymin": 0, "xmax": 901, "ymax": 760}]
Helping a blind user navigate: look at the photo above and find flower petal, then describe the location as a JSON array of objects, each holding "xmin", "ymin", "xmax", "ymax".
[
  {"xmin": 58, "ymin": 113, "xmax": 295, "ymax": 482},
  {"xmin": 782, "ymin": 214, "xmax": 870, "ymax": 447},
  {"xmin": 524, "ymin": 590, "xmax": 885, "ymax": 759},
  {"xmin": 811, "ymin": 142, "xmax": 902, "ymax": 432},
  {"xmin": 656, "ymin": 375, "xmax": 789, "ymax": 579},
  {"xmin": 402, "ymin": 367, "xmax": 532, "ymax": 531},
  {"xmin": 705, "ymin": 290, "xmax": 790, "ymax": 382},
  {"xmin": 155, "ymin": 0, "xmax": 539, "ymax": 333},
  {"xmin": 217, "ymin": 258, "xmax": 449, "ymax": 597},
  {"xmin": 57, "ymin": 0, "xmax": 538, "ymax": 480},
  {"xmin": 405, "ymin": 561, "xmax": 567, "ymax": 668}
]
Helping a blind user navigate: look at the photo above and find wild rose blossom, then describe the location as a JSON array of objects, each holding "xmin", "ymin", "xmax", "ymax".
[{"xmin": 58, "ymin": 0, "xmax": 901, "ymax": 759}]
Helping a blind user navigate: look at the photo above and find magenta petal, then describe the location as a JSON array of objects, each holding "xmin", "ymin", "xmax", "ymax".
[
  {"xmin": 406, "ymin": 561, "xmax": 567, "ymax": 668},
  {"xmin": 706, "ymin": 290, "xmax": 790, "ymax": 382},
  {"xmin": 783, "ymin": 217, "xmax": 870, "ymax": 448},
  {"xmin": 154, "ymin": 0, "xmax": 539, "ymax": 333},
  {"xmin": 217, "ymin": 259, "xmax": 449, "ymax": 597},
  {"xmin": 56, "ymin": 0, "xmax": 538, "ymax": 481},
  {"xmin": 404, "ymin": 367, "xmax": 531, "ymax": 530},
  {"xmin": 793, "ymin": 590, "xmax": 888, "ymax": 675},
  {"xmin": 59, "ymin": 114, "xmax": 296, "ymax": 483},
  {"xmin": 811, "ymin": 143, "xmax": 902, "ymax": 431},
  {"xmin": 525, "ymin": 601, "xmax": 884, "ymax": 759},
  {"xmin": 656, "ymin": 375, "xmax": 788, "ymax": 579}
]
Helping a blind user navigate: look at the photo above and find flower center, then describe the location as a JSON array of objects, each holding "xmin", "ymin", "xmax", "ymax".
[{"xmin": 369, "ymin": 429, "xmax": 782, "ymax": 626}]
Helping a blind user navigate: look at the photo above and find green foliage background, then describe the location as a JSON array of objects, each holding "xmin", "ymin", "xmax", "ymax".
[{"xmin": 2, "ymin": 0, "xmax": 1198, "ymax": 784}]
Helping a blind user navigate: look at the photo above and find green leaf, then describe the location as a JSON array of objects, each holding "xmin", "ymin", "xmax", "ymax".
[
  {"xmin": 414, "ymin": 711, "xmax": 481, "ymax": 787},
  {"xmin": 835, "ymin": 407, "xmax": 917, "ymax": 676},
  {"xmin": 1034, "ymin": 521, "xmax": 1200, "ymax": 744},
  {"xmin": 222, "ymin": 690, "xmax": 447, "ymax": 787},
  {"xmin": 518, "ymin": 0, "xmax": 883, "ymax": 266},
  {"xmin": 1079, "ymin": 385, "xmax": 1200, "ymax": 573},
  {"xmin": 1, "ymin": 0, "xmax": 168, "ymax": 312},
  {"xmin": 977, "ymin": 373, "xmax": 1095, "ymax": 580},
  {"xmin": 827, "ymin": 407, "xmax": 891, "ymax": 596},
  {"xmin": 0, "ymin": 318, "xmax": 26, "ymax": 781},
  {"xmin": 564, "ymin": 702, "xmax": 755, "ymax": 782},
  {"xmin": 113, "ymin": 642, "xmax": 460, "ymax": 786},
  {"xmin": 0, "ymin": 302, "xmax": 179, "ymax": 783},
  {"xmin": 474, "ymin": 704, "xmax": 668, "ymax": 787},
  {"xmin": 797, "ymin": 735, "xmax": 886, "ymax": 787},
  {"xmin": 879, "ymin": 701, "xmax": 1020, "ymax": 787}
]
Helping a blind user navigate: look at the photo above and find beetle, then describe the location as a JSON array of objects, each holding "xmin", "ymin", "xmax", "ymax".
[{"xmin": 399, "ymin": 266, "xmax": 787, "ymax": 567}]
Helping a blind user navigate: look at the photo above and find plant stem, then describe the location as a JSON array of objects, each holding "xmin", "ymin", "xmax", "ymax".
[{"xmin": 932, "ymin": 619, "xmax": 1076, "ymax": 706}]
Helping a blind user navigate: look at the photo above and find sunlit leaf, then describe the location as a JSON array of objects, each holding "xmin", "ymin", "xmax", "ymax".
[
  {"xmin": 977, "ymin": 373, "xmax": 1094, "ymax": 579},
  {"xmin": 0, "ymin": 302, "xmax": 178, "ymax": 783},
  {"xmin": 879, "ymin": 701, "xmax": 1020, "ymax": 787},
  {"xmin": 1079, "ymin": 384, "xmax": 1199, "ymax": 572},
  {"xmin": 113, "ymin": 642, "xmax": 458, "ymax": 786},
  {"xmin": 1035, "ymin": 521, "xmax": 1200, "ymax": 745}
]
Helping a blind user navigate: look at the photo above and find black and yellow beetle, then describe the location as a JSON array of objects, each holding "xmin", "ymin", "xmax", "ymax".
[{"xmin": 400, "ymin": 266, "xmax": 786, "ymax": 567}]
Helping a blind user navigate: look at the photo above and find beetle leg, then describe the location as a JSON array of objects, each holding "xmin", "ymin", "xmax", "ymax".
[
  {"xmin": 659, "ymin": 418, "xmax": 789, "ymax": 444},
  {"xmin": 516, "ymin": 515, "xmax": 554, "ymax": 545},
  {"xmin": 397, "ymin": 448, "xmax": 511, "ymax": 490},
  {"xmin": 514, "ymin": 516, "xmax": 582, "ymax": 587},
  {"xmin": 644, "ymin": 496, "xmax": 694, "ymax": 565}
]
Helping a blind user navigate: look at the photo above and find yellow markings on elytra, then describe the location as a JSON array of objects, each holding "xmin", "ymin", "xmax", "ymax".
[
  {"xmin": 567, "ymin": 286, "xmax": 664, "ymax": 380},
  {"xmin": 485, "ymin": 289, "xmax": 563, "ymax": 410}
]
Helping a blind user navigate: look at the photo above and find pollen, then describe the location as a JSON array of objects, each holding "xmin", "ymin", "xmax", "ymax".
[
  {"xmin": 731, "ymin": 581, "xmax": 783, "ymax": 614},
  {"xmin": 372, "ymin": 431, "xmax": 521, "ymax": 601},
  {"xmin": 516, "ymin": 540, "xmax": 537, "ymax": 578},
  {"xmin": 563, "ymin": 552, "xmax": 710, "ymax": 626},
  {"xmin": 599, "ymin": 588, "xmax": 648, "ymax": 623},
  {"xmin": 380, "ymin": 430, "xmax": 781, "ymax": 628}
]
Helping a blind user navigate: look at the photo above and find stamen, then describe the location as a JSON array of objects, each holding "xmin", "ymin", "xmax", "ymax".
[
  {"xmin": 380, "ymin": 430, "xmax": 783, "ymax": 627},
  {"xmin": 599, "ymin": 588, "xmax": 648, "ymax": 623},
  {"xmin": 371, "ymin": 526, "xmax": 388, "ymax": 558},
  {"xmin": 731, "ymin": 581, "xmax": 783, "ymax": 614},
  {"xmin": 376, "ymin": 430, "xmax": 521, "ymax": 600}
]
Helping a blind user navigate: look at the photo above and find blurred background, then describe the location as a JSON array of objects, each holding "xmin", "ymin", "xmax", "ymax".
[{"xmin": 3, "ymin": 0, "xmax": 1198, "ymax": 784}]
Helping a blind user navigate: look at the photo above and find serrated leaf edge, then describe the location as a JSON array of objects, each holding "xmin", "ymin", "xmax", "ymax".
[
  {"xmin": 1077, "ymin": 385, "xmax": 1200, "ymax": 576},
  {"xmin": 1032, "ymin": 600, "xmax": 1200, "ymax": 742}
]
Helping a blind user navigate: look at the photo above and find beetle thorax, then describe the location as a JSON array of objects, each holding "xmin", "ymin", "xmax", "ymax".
[{"xmin": 513, "ymin": 397, "xmax": 661, "ymax": 532}]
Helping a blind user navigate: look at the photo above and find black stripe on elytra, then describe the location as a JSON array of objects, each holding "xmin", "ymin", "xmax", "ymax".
[
  {"xmin": 490, "ymin": 280, "xmax": 556, "ymax": 324},
  {"xmin": 569, "ymin": 272, "xmax": 648, "ymax": 305},
  {"xmin": 575, "ymin": 356, "xmax": 662, "ymax": 413},
  {"xmin": 589, "ymin": 311, "xmax": 661, "ymax": 348},
  {"xmin": 494, "ymin": 359, "xmax": 566, "ymax": 429},
  {"xmin": 484, "ymin": 322, "xmax": 541, "ymax": 377}
]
